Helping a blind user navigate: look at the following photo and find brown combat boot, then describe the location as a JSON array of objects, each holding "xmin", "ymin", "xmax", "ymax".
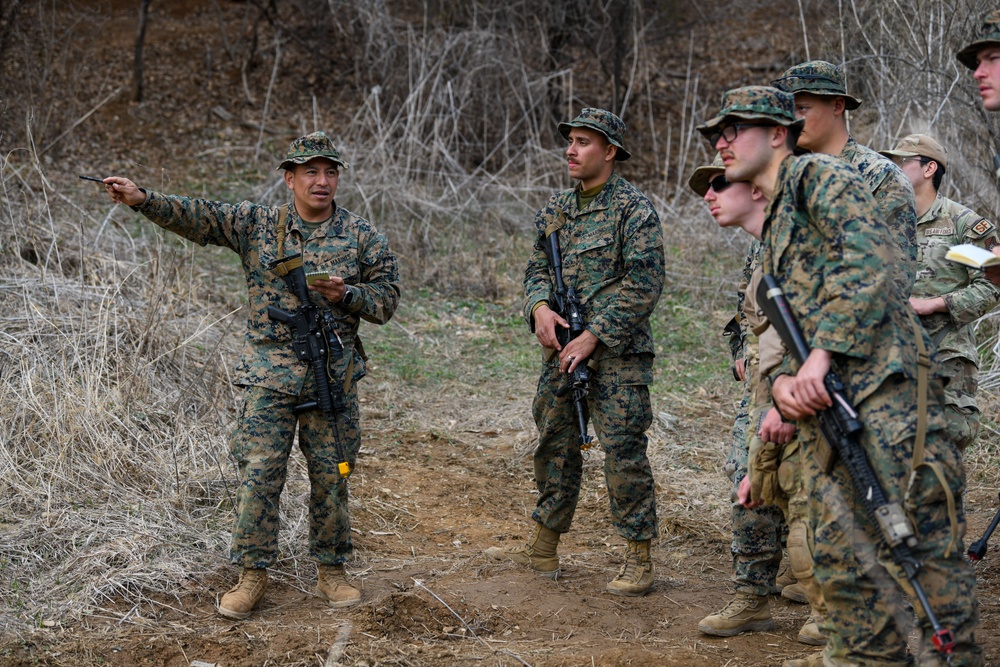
[
  {"xmin": 782, "ymin": 650, "xmax": 823, "ymax": 667},
  {"xmin": 606, "ymin": 540, "xmax": 654, "ymax": 597},
  {"xmin": 317, "ymin": 564, "xmax": 362, "ymax": 608},
  {"xmin": 484, "ymin": 523, "xmax": 560, "ymax": 578},
  {"xmin": 218, "ymin": 568, "xmax": 267, "ymax": 620},
  {"xmin": 698, "ymin": 592, "xmax": 774, "ymax": 636}
]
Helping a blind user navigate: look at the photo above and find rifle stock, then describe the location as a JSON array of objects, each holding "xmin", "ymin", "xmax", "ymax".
[{"xmin": 755, "ymin": 273, "xmax": 955, "ymax": 657}]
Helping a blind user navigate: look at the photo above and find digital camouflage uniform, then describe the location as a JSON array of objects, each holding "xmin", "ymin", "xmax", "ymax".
[
  {"xmin": 724, "ymin": 241, "xmax": 786, "ymax": 597},
  {"xmin": 133, "ymin": 139, "xmax": 400, "ymax": 568},
  {"xmin": 763, "ymin": 148, "xmax": 981, "ymax": 666},
  {"xmin": 956, "ymin": 10, "xmax": 1000, "ymax": 71},
  {"xmin": 524, "ymin": 170, "xmax": 665, "ymax": 541},
  {"xmin": 772, "ymin": 61, "xmax": 918, "ymax": 297}
]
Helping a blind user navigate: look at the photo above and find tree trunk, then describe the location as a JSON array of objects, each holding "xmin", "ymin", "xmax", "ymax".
[{"xmin": 134, "ymin": 0, "xmax": 152, "ymax": 102}]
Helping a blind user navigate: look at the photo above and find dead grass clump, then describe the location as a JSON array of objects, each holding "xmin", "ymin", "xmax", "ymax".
[{"xmin": 0, "ymin": 158, "xmax": 244, "ymax": 634}]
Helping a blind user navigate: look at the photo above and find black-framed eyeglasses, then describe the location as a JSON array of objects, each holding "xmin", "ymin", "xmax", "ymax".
[
  {"xmin": 707, "ymin": 123, "xmax": 772, "ymax": 147},
  {"xmin": 708, "ymin": 174, "xmax": 731, "ymax": 193},
  {"xmin": 895, "ymin": 156, "xmax": 929, "ymax": 166}
]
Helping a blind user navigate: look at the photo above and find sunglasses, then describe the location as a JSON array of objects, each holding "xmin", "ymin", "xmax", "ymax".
[{"xmin": 708, "ymin": 174, "xmax": 732, "ymax": 193}]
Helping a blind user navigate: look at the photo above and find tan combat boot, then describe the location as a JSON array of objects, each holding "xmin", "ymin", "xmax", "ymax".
[
  {"xmin": 797, "ymin": 616, "xmax": 826, "ymax": 646},
  {"xmin": 781, "ymin": 582, "xmax": 809, "ymax": 604},
  {"xmin": 606, "ymin": 540, "xmax": 654, "ymax": 597},
  {"xmin": 782, "ymin": 650, "xmax": 823, "ymax": 667},
  {"xmin": 317, "ymin": 564, "xmax": 362, "ymax": 608},
  {"xmin": 218, "ymin": 568, "xmax": 267, "ymax": 620},
  {"xmin": 484, "ymin": 523, "xmax": 560, "ymax": 578},
  {"xmin": 698, "ymin": 592, "xmax": 774, "ymax": 636},
  {"xmin": 775, "ymin": 566, "xmax": 797, "ymax": 592}
]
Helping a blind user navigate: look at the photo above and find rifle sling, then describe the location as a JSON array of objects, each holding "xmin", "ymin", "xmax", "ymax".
[
  {"xmin": 909, "ymin": 316, "xmax": 959, "ymax": 558},
  {"xmin": 273, "ymin": 203, "xmax": 358, "ymax": 399},
  {"xmin": 273, "ymin": 205, "xmax": 297, "ymax": 275}
]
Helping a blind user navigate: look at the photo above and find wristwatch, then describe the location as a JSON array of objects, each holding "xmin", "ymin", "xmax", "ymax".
[{"xmin": 342, "ymin": 285, "xmax": 355, "ymax": 306}]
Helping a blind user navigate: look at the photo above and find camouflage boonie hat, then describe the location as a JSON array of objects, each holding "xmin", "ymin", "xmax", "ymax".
[
  {"xmin": 771, "ymin": 60, "xmax": 862, "ymax": 110},
  {"xmin": 878, "ymin": 133, "xmax": 948, "ymax": 171},
  {"xmin": 558, "ymin": 108, "xmax": 631, "ymax": 161},
  {"xmin": 688, "ymin": 153, "xmax": 725, "ymax": 196},
  {"xmin": 956, "ymin": 10, "xmax": 1000, "ymax": 70},
  {"xmin": 276, "ymin": 131, "xmax": 350, "ymax": 171},
  {"xmin": 697, "ymin": 86, "xmax": 804, "ymax": 136}
]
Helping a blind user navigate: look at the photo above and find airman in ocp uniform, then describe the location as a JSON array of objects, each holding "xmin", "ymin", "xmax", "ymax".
[{"xmin": 879, "ymin": 133, "xmax": 1000, "ymax": 452}]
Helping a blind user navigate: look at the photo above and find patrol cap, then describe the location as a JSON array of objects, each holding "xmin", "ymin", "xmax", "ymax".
[
  {"xmin": 697, "ymin": 86, "xmax": 805, "ymax": 136},
  {"xmin": 558, "ymin": 108, "xmax": 631, "ymax": 161},
  {"xmin": 276, "ymin": 131, "xmax": 350, "ymax": 171},
  {"xmin": 771, "ymin": 60, "xmax": 863, "ymax": 110},
  {"xmin": 688, "ymin": 153, "xmax": 725, "ymax": 196},
  {"xmin": 878, "ymin": 133, "xmax": 948, "ymax": 171},
  {"xmin": 957, "ymin": 10, "xmax": 1000, "ymax": 70}
]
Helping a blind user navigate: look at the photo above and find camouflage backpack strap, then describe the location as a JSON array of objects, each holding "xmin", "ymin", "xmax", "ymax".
[
  {"xmin": 908, "ymin": 316, "xmax": 959, "ymax": 557},
  {"xmin": 273, "ymin": 205, "xmax": 303, "ymax": 276}
]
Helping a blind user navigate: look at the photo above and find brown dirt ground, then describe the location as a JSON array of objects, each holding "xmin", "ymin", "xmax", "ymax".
[
  {"xmin": 4, "ymin": 1, "xmax": 1000, "ymax": 666},
  {"xmin": 6, "ymin": 423, "xmax": 1000, "ymax": 666}
]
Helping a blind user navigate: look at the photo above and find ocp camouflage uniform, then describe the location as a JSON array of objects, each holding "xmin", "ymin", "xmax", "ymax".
[
  {"xmin": 524, "ymin": 171, "xmax": 664, "ymax": 540},
  {"xmin": 911, "ymin": 195, "xmax": 1000, "ymax": 451},
  {"xmin": 134, "ymin": 191, "xmax": 400, "ymax": 567},
  {"xmin": 763, "ymin": 151, "xmax": 982, "ymax": 666},
  {"xmin": 726, "ymin": 240, "xmax": 785, "ymax": 597}
]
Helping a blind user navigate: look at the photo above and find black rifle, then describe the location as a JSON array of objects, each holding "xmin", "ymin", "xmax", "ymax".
[
  {"xmin": 267, "ymin": 253, "xmax": 351, "ymax": 478},
  {"xmin": 544, "ymin": 230, "xmax": 594, "ymax": 450},
  {"xmin": 756, "ymin": 273, "xmax": 955, "ymax": 657},
  {"xmin": 968, "ymin": 491, "xmax": 1000, "ymax": 561}
]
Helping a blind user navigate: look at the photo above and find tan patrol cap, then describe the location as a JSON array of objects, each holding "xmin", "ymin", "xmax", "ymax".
[{"xmin": 878, "ymin": 133, "xmax": 948, "ymax": 171}]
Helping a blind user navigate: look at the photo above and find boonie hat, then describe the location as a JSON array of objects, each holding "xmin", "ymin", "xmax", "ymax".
[
  {"xmin": 878, "ymin": 133, "xmax": 948, "ymax": 172},
  {"xmin": 276, "ymin": 131, "xmax": 350, "ymax": 171},
  {"xmin": 697, "ymin": 86, "xmax": 805, "ymax": 136},
  {"xmin": 688, "ymin": 153, "xmax": 725, "ymax": 196},
  {"xmin": 956, "ymin": 10, "xmax": 1000, "ymax": 70},
  {"xmin": 771, "ymin": 60, "xmax": 863, "ymax": 110},
  {"xmin": 558, "ymin": 108, "xmax": 631, "ymax": 161}
]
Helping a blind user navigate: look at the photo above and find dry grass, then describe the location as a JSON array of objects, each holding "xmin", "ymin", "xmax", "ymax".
[{"xmin": 2, "ymin": 0, "xmax": 1000, "ymax": 654}]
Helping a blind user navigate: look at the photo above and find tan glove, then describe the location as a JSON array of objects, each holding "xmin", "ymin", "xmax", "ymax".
[{"xmin": 748, "ymin": 433, "xmax": 783, "ymax": 506}]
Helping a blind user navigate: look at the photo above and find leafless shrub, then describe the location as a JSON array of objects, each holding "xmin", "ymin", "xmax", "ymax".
[{"xmin": 814, "ymin": 1, "xmax": 1000, "ymax": 398}]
